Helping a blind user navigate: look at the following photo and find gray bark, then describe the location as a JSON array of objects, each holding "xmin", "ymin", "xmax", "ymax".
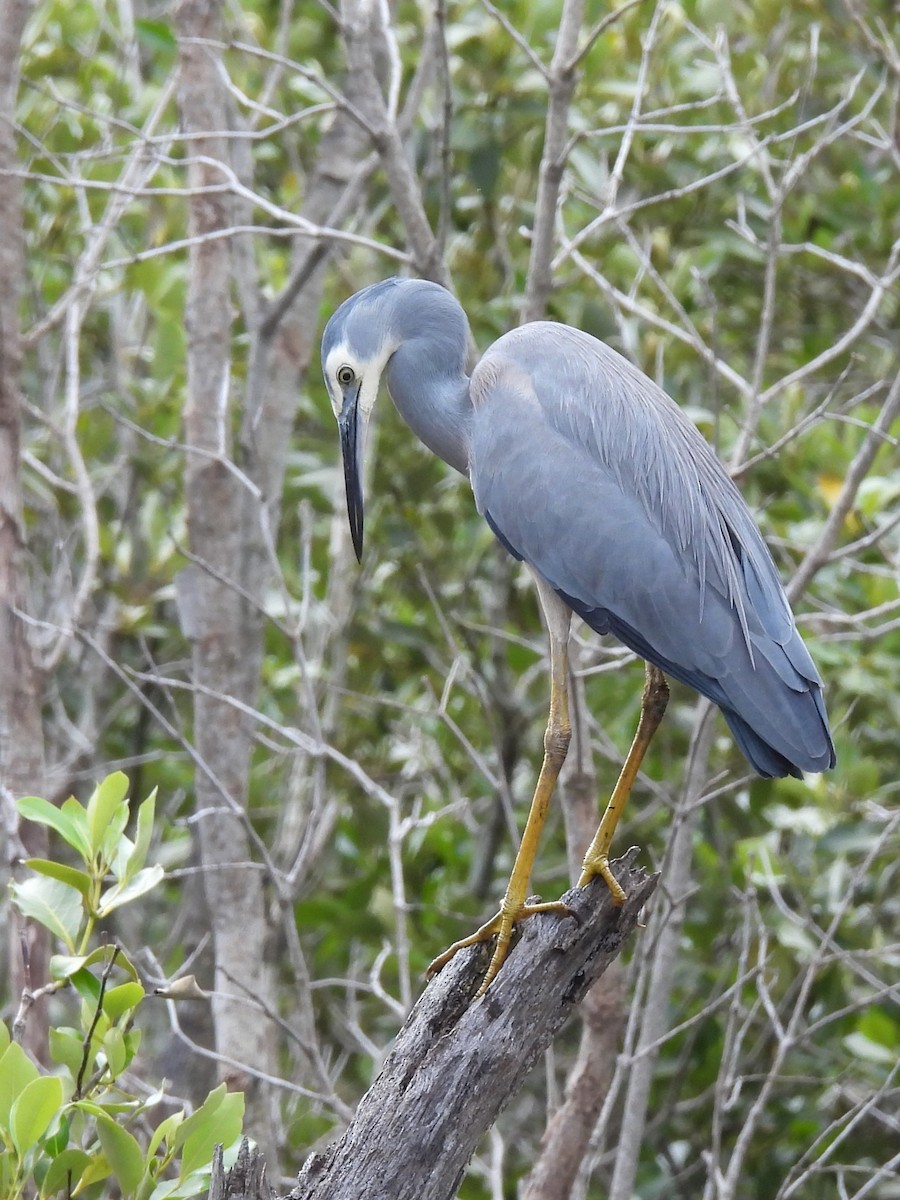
[{"xmin": 209, "ymin": 1141, "xmax": 274, "ymax": 1200}]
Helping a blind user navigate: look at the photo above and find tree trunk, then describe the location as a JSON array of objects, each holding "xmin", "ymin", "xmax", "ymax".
[
  {"xmin": 175, "ymin": 0, "xmax": 279, "ymax": 1158},
  {"xmin": 0, "ymin": 0, "xmax": 49, "ymax": 1065}
]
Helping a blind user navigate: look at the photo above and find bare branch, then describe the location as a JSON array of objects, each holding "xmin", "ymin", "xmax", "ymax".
[
  {"xmin": 340, "ymin": 0, "xmax": 447, "ymax": 283},
  {"xmin": 478, "ymin": 0, "xmax": 549, "ymax": 79},
  {"xmin": 606, "ymin": 706, "xmax": 716, "ymax": 1200},
  {"xmin": 570, "ymin": 0, "xmax": 647, "ymax": 71},
  {"xmin": 521, "ymin": 0, "xmax": 585, "ymax": 323},
  {"xmin": 788, "ymin": 369, "xmax": 900, "ymax": 603}
]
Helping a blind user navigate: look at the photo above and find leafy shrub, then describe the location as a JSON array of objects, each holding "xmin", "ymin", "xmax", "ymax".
[{"xmin": 2, "ymin": 772, "xmax": 244, "ymax": 1199}]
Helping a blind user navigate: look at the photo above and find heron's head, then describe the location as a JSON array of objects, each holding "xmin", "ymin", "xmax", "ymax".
[
  {"xmin": 324, "ymin": 277, "xmax": 468, "ymax": 561},
  {"xmin": 321, "ymin": 279, "xmax": 405, "ymax": 561},
  {"xmin": 321, "ymin": 279, "xmax": 407, "ymax": 562}
]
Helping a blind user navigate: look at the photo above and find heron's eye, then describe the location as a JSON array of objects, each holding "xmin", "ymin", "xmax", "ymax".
[{"xmin": 337, "ymin": 365, "xmax": 355, "ymax": 387}]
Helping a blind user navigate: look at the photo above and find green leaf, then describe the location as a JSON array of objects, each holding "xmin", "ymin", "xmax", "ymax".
[
  {"xmin": 102, "ymin": 1027, "xmax": 127, "ymax": 1079},
  {"xmin": 43, "ymin": 1110, "xmax": 69, "ymax": 1156},
  {"xmin": 96, "ymin": 1111, "xmax": 145, "ymax": 1194},
  {"xmin": 40, "ymin": 1147, "xmax": 93, "ymax": 1198},
  {"xmin": 124, "ymin": 1029, "xmax": 142, "ymax": 1062},
  {"xmin": 86, "ymin": 772, "xmax": 130, "ymax": 859},
  {"xmin": 100, "ymin": 802, "xmax": 132, "ymax": 870},
  {"xmin": 70, "ymin": 967, "xmax": 102, "ymax": 1008},
  {"xmin": 151, "ymin": 1172, "xmax": 217, "ymax": 1198},
  {"xmin": 9, "ymin": 876, "xmax": 83, "ymax": 949},
  {"xmin": 134, "ymin": 18, "xmax": 176, "ymax": 52},
  {"xmin": 175, "ymin": 1084, "xmax": 244, "ymax": 1178},
  {"xmin": 122, "ymin": 788, "xmax": 158, "ymax": 884},
  {"xmin": 71, "ymin": 1149, "xmax": 112, "ymax": 1191},
  {"xmin": 856, "ymin": 1005, "xmax": 899, "ymax": 1051},
  {"xmin": 59, "ymin": 797, "xmax": 92, "ymax": 860},
  {"xmin": 49, "ymin": 1027, "xmax": 85, "ymax": 1079},
  {"xmin": 103, "ymin": 981, "xmax": 145, "ymax": 1022},
  {"xmin": 51, "ymin": 952, "xmax": 93, "ymax": 981},
  {"xmin": 23, "ymin": 858, "xmax": 93, "ymax": 898},
  {"xmin": 146, "ymin": 1108, "xmax": 183, "ymax": 1159},
  {"xmin": 0, "ymin": 1022, "xmax": 9, "ymax": 1056},
  {"xmin": 15, "ymin": 795, "xmax": 90, "ymax": 861},
  {"xmin": 0, "ymin": 1041, "xmax": 41, "ymax": 1129},
  {"xmin": 843, "ymin": 1031, "xmax": 897, "ymax": 1065},
  {"xmin": 0, "ymin": 1151, "xmax": 13, "ymax": 1197},
  {"xmin": 10, "ymin": 1075, "xmax": 64, "ymax": 1155},
  {"xmin": 99, "ymin": 864, "xmax": 165, "ymax": 916},
  {"xmin": 109, "ymin": 832, "xmax": 137, "ymax": 884},
  {"xmin": 857, "ymin": 475, "xmax": 900, "ymax": 519},
  {"xmin": 51, "ymin": 947, "xmax": 139, "ymax": 983}
]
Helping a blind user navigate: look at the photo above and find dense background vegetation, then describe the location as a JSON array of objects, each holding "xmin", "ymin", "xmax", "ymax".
[{"xmin": 1, "ymin": 0, "xmax": 898, "ymax": 1195}]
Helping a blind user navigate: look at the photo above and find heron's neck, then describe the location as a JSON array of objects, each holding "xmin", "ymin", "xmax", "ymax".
[{"xmin": 386, "ymin": 343, "xmax": 472, "ymax": 476}]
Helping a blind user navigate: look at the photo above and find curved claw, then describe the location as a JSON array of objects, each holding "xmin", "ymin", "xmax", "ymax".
[
  {"xmin": 427, "ymin": 900, "xmax": 573, "ymax": 996},
  {"xmin": 577, "ymin": 853, "xmax": 627, "ymax": 905},
  {"xmin": 425, "ymin": 912, "xmax": 503, "ymax": 981}
]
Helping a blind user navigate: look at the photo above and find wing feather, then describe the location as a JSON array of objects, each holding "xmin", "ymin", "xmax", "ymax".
[{"xmin": 468, "ymin": 327, "xmax": 834, "ymax": 777}]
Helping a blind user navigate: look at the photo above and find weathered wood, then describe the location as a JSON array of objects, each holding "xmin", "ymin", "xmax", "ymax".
[
  {"xmin": 288, "ymin": 853, "xmax": 655, "ymax": 1200},
  {"xmin": 209, "ymin": 1140, "xmax": 274, "ymax": 1200}
]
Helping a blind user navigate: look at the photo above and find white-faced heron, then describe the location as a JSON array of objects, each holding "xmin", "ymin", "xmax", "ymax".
[{"xmin": 322, "ymin": 277, "xmax": 835, "ymax": 994}]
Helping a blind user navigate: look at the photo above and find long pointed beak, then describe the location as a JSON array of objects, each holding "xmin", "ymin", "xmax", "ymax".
[{"xmin": 338, "ymin": 384, "xmax": 365, "ymax": 562}]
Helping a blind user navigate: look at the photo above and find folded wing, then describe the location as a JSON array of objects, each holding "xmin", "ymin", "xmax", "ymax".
[{"xmin": 468, "ymin": 326, "xmax": 835, "ymax": 778}]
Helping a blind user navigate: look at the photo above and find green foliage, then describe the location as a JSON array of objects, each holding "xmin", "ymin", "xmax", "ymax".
[
  {"xmin": 12, "ymin": 774, "xmax": 164, "ymax": 954},
  {"xmin": 4, "ymin": 774, "xmax": 244, "ymax": 1199}
]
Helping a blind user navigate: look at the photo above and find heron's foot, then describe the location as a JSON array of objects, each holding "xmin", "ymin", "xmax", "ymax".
[
  {"xmin": 426, "ymin": 898, "xmax": 573, "ymax": 997},
  {"xmin": 577, "ymin": 852, "xmax": 627, "ymax": 905}
]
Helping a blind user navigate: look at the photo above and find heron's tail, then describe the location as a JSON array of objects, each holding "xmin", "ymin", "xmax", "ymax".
[
  {"xmin": 568, "ymin": 597, "xmax": 836, "ymax": 780},
  {"xmin": 720, "ymin": 691, "xmax": 834, "ymax": 779}
]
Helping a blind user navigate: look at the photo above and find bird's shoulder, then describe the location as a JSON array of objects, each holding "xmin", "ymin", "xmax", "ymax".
[
  {"xmin": 471, "ymin": 322, "xmax": 633, "ymax": 410},
  {"xmin": 471, "ymin": 322, "xmax": 697, "ymax": 464},
  {"xmin": 470, "ymin": 321, "xmax": 717, "ymax": 521}
]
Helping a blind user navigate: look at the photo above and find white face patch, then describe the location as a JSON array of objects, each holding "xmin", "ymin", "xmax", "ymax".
[
  {"xmin": 323, "ymin": 336, "xmax": 400, "ymax": 421},
  {"xmin": 323, "ymin": 343, "xmax": 363, "ymax": 418}
]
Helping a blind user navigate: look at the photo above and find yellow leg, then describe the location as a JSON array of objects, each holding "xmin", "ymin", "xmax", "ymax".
[
  {"xmin": 578, "ymin": 663, "xmax": 669, "ymax": 899},
  {"xmin": 427, "ymin": 627, "xmax": 574, "ymax": 996}
]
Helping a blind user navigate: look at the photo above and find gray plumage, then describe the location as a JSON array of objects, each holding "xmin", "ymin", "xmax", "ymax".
[{"xmin": 322, "ymin": 277, "xmax": 835, "ymax": 779}]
